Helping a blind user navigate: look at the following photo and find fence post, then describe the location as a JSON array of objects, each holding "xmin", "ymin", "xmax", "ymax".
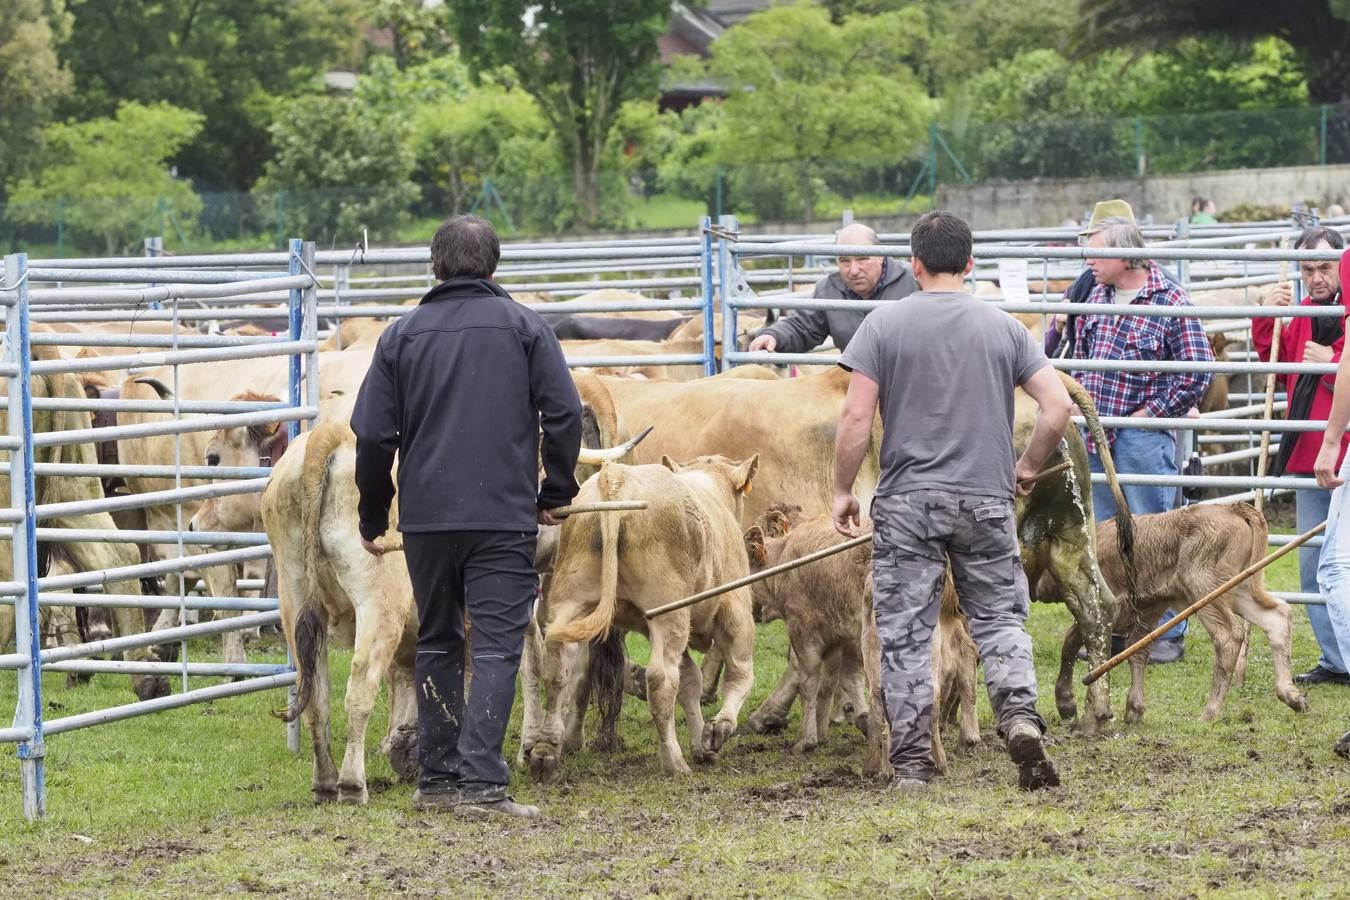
[
  {"xmin": 5, "ymin": 252, "xmax": 46, "ymax": 820},
  {"xmin": 700, "ymin": 216, "xmax": 716, "ymax": 377},
  {"xmin": 284, "ymin": 238, "xmax": 307, "ymax": 754},
  {"xmin": 718, "ymin": 214, "xmax": 740, "ymax": 373},
  {"xmin": 1135, "ymin": 116, "xmax": 1145, "ymax": 177},
  {"xmin": 1320, "ymin": 104, "xmax": 1329, "ymax": 166},
  {"xmin": 715, "ymin": 168, "xmax": 724, "ymax": 221},
  {"xmin": 145, "ymin": 236, "xmax": 164, "ymax": 310}
]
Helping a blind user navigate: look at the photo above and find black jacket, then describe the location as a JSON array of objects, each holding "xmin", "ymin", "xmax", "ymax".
[
  {"xmin": 756, "ymin": 259, "xmax": 919, "ymax": 353},
  {"xmin": 351, "ymin": 277, "xmax": 583, "ymax": 539}
]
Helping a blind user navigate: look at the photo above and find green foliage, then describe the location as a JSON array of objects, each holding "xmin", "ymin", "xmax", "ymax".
[
  {"xmin": 6, "ymin": 102, "xmax": 203, "ymax": 254},
  {"xmin": 686, "ymin": 4, "xmax": 934, "ymax": 220},
  {"xmin": 0, "ymin": 0, "xmax": 74, "ymax": 199},
  {"xmin": 59, "ymin": 0, "xmax": 370, "ymax": 190},
  {"xmin": 369, "ymin": 0, "xmax": 454, "ymax": 69},
  {"xmin": 1075, "ymin": 0, "xmax": 1350, "ymax": 103},
  {"xmin": 451, "ymin": 0, "xmax": 675, "ymax": 226},
  {"xmin": 253, "ymin": 91, "xmax": 420, "ymax": 248}
]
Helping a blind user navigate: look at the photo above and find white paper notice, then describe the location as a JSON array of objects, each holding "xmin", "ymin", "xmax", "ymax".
[{"xmin": 998, "ymin": 258, "xmax": 1030, "ymax": 304}]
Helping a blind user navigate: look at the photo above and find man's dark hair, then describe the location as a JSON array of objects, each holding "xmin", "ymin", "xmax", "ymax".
[
  {"xmin": 910, "ymin": 211, "xmax": 973, "ymax": 276},
  {"xmin": 430, "ymin": 215, "xmax": 500, "ymax": 280},
  {"xmin": 1295, "ymin": 225, "xmax": 1345, "ymax": 251}
]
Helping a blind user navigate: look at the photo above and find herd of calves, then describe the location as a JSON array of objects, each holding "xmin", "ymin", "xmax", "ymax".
[
  {"xmin": 520, "ymin": 456, "xmax": 1306, "ymax": 783},
  {"xmin": 266, "ymin": 423, "xmax": 1308, "ymax": 804}
]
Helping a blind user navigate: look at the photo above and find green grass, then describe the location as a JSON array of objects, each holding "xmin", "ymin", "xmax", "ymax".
[
  {"xmin": 627, "ymin": 194, "xmax": 709, "ymax": 231},
  {"xmin": 0, "ymin": 550, "xmax": 1347, "ymax": 896}
]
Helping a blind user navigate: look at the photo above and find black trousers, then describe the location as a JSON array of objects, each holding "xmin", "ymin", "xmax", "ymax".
[{"xmin": 402, "ymin": 529, "xmax": 536, "ymax": 799}]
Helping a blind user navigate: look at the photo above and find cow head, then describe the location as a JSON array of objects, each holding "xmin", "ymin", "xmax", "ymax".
[
  {"xmin": 742, "ymin": 501, "xmax": 804, "ymax": 623},
  {"xmin": 190, "ymin": 391, "xmax": 288, "ymax": 535},
  {"xmin": 661, "ymin": 453, "xmax": 759, "ymax": 517}
]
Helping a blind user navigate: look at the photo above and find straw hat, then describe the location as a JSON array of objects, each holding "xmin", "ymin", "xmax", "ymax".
[{"xmin": 1079, "ymin": 199, "xmax": 1137, "ymax": 236}]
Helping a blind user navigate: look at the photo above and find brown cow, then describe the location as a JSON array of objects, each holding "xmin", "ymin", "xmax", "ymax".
[
  {"xmin": 743, "ymin": 504, "xmax": 980, "ymax": 772},
  {"xmin": 1061, "ymin": 503, "xmax": 1305, "ymax": 723},
  {"xmin": 532, "ymin": 455, "xmax": 760, "ymax": 778}
]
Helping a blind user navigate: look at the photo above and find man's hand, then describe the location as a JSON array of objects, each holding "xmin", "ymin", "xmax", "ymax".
[
  {"xmin": 1013, "ymin": 458, "xmax": 1039, "ymax": 497},
  {"xmin": 1305, "ymin": 342, "xmax": 1334, "ymax": 364},
  {"xmin": 831, "ymin": 492, "xmax": 860, "ymax": 537},
  {"xmin": 748, "ymin": 333, "xmax": 777, "ymax": 353},
  {"xmin": 1315, "ymin": 442, "xmax": 1345, "ymax": 489},
  {"xmin": 361, "ymin": 536, "xmax": 387, "ymax": 557},
  {"xmin": 538, "ymin": 508, "xmax": 568, "ymax": 527},
  {"xmin": 1263, "ymin": 282, "xmax": 1293, "ymax": 307},
  {"xmin": 1130, "ymin": 407, "xmax": 1151, "ymax": 418}
]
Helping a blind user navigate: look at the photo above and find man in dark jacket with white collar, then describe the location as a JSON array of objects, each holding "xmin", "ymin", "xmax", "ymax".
[
  {"xmin": 351, "ymin": 215, "xmax": 582, "ymax": 820},
  {"xmin": 748, "ymin": 222, "xmax": 918, "ymax": 354}
]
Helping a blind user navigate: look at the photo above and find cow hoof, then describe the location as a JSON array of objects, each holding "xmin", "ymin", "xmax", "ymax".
[
  {"xmin": 589, "ymin": 732, "xmax": 624, "ymax": 754},
  {"xmin": 529, "ymin": 748, "xmax": 559, "ymax": 783},
  {"xmin": 133, "ymin": 675, "xmax": 171, "ymax": 702},
  {"xmin": 387, "ymin": 729, "xmax": 419, "ymax": 781},
  {"xmin": 1286, "ymin": 692, "xmax": 1308, "ymax": 713},
  {"xmin": 700, "ymin": 691, "xmax": 719, "ymax": 706},
  {"xmin": 1055, "ymin": 700, "xmax": 1078, "ymax": 723},
  {"xmin": 745, "ymin": 714, "xmax": 787, "ymax": 735},
  {"xmin": 313, "ymin": 786, "xmax": 339, "ymax": 804},
  {"xmin": 1125, "ymin": 707, "xmax": 1145, "ymax": 725},
  {"xmin": 65, "ymin": 671, "xmax": 93, "ymax": 688},
  {"xmin": 664, "ymin": 760, "xmax": 694, "ymax": 777},
  {"xmin": 702, "ymin": 719, "xmax": 736, "ymax": 755},
  {"xmin": 789, "ymin": 740, "xmax": 816, "ymax": 755},
  {"xmin": 854, "ymin": 713, "xmax": 870, "ymax": 736},
  {"xmin": 337, "ymin": 783, "xmax": 368, "ymax": 806}
]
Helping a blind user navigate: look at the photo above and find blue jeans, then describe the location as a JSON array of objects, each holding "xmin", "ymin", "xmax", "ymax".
[
  {"xmin": 1087, "ymin": 427, "xmax": 1187, "ymax": 640},
  {"xmin": 1313, "ymin": 465, "xmax": 1350, "ymax": 672},
  {"xmin": 1297, "ymin": 488, "xmax": 1347, "ymax": 674}
]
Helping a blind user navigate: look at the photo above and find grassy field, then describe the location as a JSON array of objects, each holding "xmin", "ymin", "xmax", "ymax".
[{"xmin": 0, "ymin": 551, "xmax": 1347, "ymax": 897}]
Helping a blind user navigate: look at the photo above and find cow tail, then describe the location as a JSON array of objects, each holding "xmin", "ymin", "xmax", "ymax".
[
  {"xmin": 1059, "ymin": 372, "xmax": 1137, "ymax": 595},
  {"xmin": 549, "ymin": 463, "xmax": 623, "ymax": 644},
  {"xmin": 276, "ymin": 422, "xmax": 348, "ymax": 722},
  {"xmin": 1238, "ymin": 503, "xmax": 1280, "ymax": 610}
]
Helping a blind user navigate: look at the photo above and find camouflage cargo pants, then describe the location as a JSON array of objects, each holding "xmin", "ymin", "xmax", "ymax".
[{"xmin": 871, "ymin": 490, "xmax": 1046, "ymax": 780}]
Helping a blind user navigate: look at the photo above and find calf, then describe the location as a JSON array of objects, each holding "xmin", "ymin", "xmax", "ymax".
[
  {"xmin": 533, "ymin": 455, "xmax": 759, "ymax": 778},
  {"xmin": 743, "ymin": 504, "xmax": 980, "ymax": 775},
  {"xmin": 1060, "ymin": 503, "xmax": 1305, "ymax": 723}
]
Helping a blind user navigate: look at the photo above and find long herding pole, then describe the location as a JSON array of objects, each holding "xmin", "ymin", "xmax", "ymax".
[
  {"xmin": 1254, "ymin": 237, "xmax": 1291, "ymax": 513},
  {"xmin": 1082, "ymin": 518, "xmax": 1326, "ymax": 686},
  {"xmin": 645, "ymin": 460, "xmax": 1073, "ymax": 620}
]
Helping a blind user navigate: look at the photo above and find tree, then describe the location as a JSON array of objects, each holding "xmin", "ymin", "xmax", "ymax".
[
  {"xmin": 58, "ymin": 0, "xmax": 368, "ymax": 191},
  {"xmin": 253, "ymin": 92, "xmax": 420, "ymax": 248},
  {"xmin": 370, "ymin": 0, "xmax": 455, "ymax": 69},
  {"xmin": 7, "ymin": 102, "xmax": 204, "ymax": 254},
  {"xmin": 1075, "ymin": 0, "xmax": 1350, "ymax": 103},
  {"xmin": 696, "ymin": 4, "xmax": 934, "ymax": 220},
  {"xmin": 0, "ymin": 0, "xmax": 74, "ymax": 198},
  {"xmin": 451, "ymin": 0, "xmax": 674, "ymax": 226}
]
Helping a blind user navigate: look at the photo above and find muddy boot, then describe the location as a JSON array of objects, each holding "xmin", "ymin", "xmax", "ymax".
[
  {"xmin": 888, "ymin": 775, "xmax": 929, "ymax": 794},
  {"xmin": 1335, "ymin": 730, "xmax": 1350, "ymax": 760},
  {"xmin": 411, "ymin": 788, "xmax": 460, "ymax": 812},
  {"xmin": 1006, "ymin": 721, "xmax": 1060, "ymax": 791},
  {"xmin": 456, "ymin": 796, "xmax": 540, "ymax": 820}
]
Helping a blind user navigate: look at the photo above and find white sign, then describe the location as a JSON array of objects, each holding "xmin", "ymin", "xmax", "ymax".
[{"xmin": 998, "ymin": 258, "xmax": 1030, "ymax": 304}]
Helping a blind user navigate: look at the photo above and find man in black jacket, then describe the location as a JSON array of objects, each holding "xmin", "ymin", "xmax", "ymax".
[
  {"xmin": 351, "ymin": 215, "xmax": 583, "ymax": 820},
  {"xmin": 748, "ymin": 222, "xmax": 918, "ymax": 355}
]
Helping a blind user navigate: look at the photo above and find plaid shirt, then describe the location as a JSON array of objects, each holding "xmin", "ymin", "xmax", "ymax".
[{"xmin": 1068, "ymin": 262, "xmax": 1214, "ymax": 451}]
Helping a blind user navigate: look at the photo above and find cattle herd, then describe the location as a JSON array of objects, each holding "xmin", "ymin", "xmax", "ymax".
[{"xmin": 0, "ymin": 285, "xmax": 1310, "ymax": 805}]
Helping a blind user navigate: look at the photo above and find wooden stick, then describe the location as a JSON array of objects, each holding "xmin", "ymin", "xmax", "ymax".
[
  {"xmin": 1254, "ymin": 238, "xmax": 1291, "ymax": 513},
  {"xmin": 1082, "ymin": 519, "xmax": 1325, "ymax": 686},
  {"xmin": 374, "ymin": 500, "xmax": 649, "ymax": 553},
  {"xmin": 645, "ymin": 532, "xmax": 875, "ymax": 620}
]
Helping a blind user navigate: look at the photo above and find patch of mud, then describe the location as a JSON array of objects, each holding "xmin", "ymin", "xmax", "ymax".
[{"xmin": 739, "ymin": 765, "xmax": 861, "ymax": 802}]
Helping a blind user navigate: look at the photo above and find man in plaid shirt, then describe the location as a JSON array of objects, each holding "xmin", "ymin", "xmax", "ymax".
[{"xmin": 1064, "ymin": 205, "xmax": 1214, "ymax": 661}]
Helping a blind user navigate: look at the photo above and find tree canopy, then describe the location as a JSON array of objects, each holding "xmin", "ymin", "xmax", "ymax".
[{"xmin": 0, "ymin": 0, "xmax": 74, "ymax": 199}]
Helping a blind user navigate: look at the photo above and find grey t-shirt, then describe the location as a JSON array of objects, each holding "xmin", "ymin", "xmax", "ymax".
[{"xmin": 839, "ymin": 290, "xmax": 1050, "ymax": 498}]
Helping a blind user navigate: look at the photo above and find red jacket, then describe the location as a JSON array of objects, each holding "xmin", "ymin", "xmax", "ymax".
[{"xmin": 1252, "ymin": 290, "xmax": 1349, "ymax": 474}]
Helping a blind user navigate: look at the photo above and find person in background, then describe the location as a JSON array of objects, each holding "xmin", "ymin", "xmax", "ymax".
[
  {"xmin": 1255, "ymin": 226, "xmax": 1350, "ymax": 687},
  {"xmin": 1190, "ymin": 197, "xmax": 1218, "ymax": 225},
  {"xmin": 748, "ymin": 222, "xmax": 918, "ymax": 355},
  {"xmin": 1064, "ymin": 200, "xmax": 1215, "ymax": 664}
]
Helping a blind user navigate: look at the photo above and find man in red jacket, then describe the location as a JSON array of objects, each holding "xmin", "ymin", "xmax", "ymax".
[{"xmin": 1254, "ymin": 226, "xmax": 1349, "ymax": 687}]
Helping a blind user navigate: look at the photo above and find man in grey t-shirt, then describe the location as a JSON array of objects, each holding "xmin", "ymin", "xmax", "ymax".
[{"xmin": 832, "ymin": 210, "xmax": 1075, "ymax": 792}]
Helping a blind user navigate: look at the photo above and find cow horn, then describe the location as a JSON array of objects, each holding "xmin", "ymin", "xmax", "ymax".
[{"xmin": 576, "ymin": 424, "xmax": 654, "ymax": 465}]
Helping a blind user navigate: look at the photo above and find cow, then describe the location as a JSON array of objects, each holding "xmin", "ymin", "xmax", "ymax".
[
  {"xmin": 562, "ymin": 337, "xmax": 714, "ymax": 381},
  {"xmin": 320, "ymin": 318, "xmax": 389, "ymax": 351},
  {"xmin": 546, "ymin": 314, "xmax": 690, "ymax": 342},
  {"xmin": 742, "ymin": 504, "xmax": 981, "ymax": 772},
  {"xmin": 600, "ymin": 365, "xmax": 1133, "ymax": 733},
  {"xmin": 0, "ymin": 349, "xmax": 167, "ymax": 701},
  {"xmin": 1061, "ymin": 503, "xmax": 1306, "ymax": 723},
  {"xmin": 259, "ymin": 404, "xmax": 649, "ymax": 804},
  {"xmin": 530, "ymin": 454, "xmax": 760, "ymax": 779}
]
